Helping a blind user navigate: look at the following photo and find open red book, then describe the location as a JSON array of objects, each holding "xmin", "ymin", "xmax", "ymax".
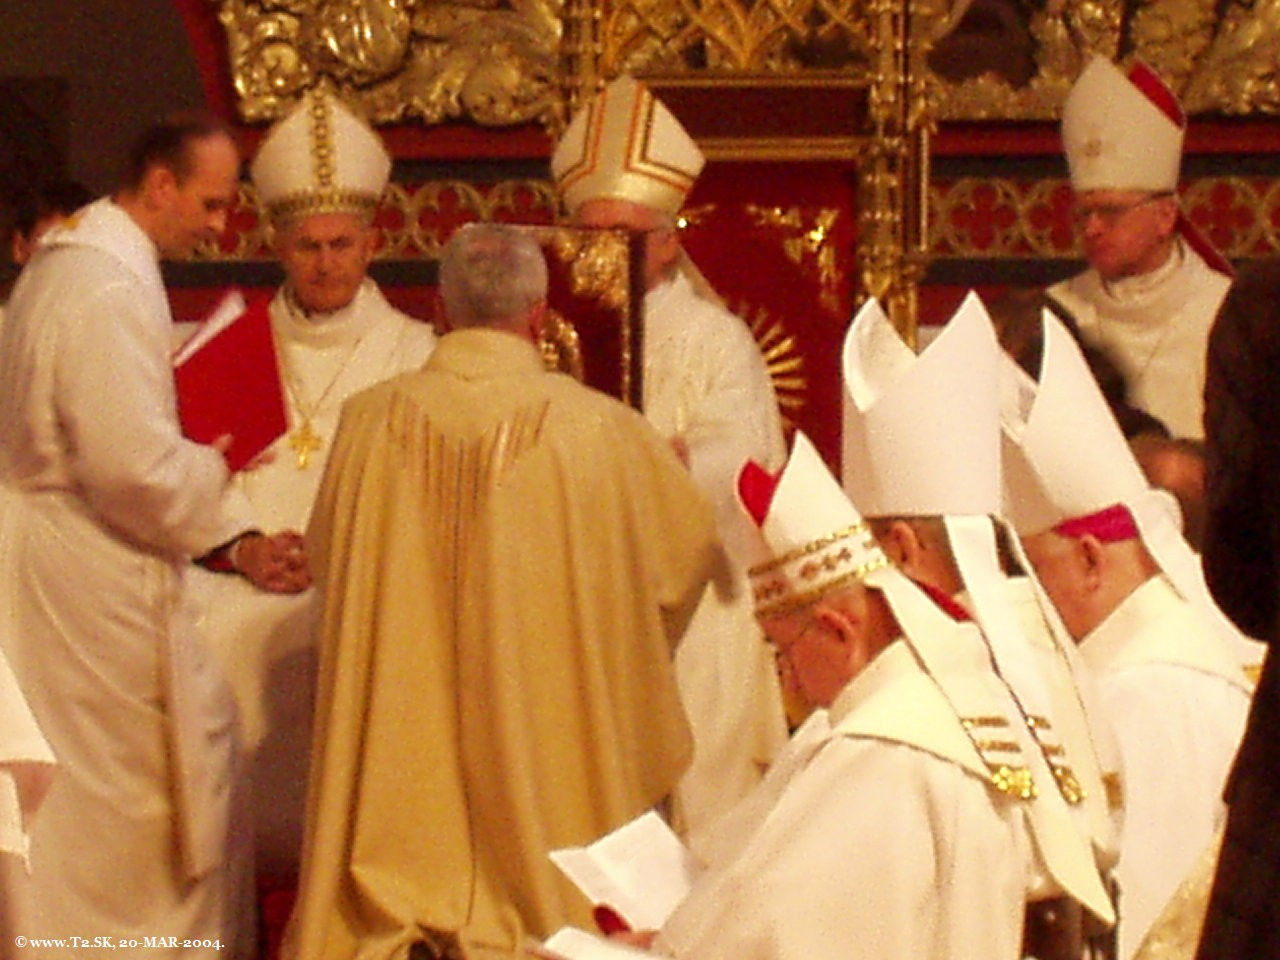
[{"xmin": 173, "ymin": 291, "xmax": 286, "ymax": 472}]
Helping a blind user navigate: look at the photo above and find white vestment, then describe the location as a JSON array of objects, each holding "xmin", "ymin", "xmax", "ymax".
[
  {"xmin": 185, "ymin": 279, "xmax": 436, "ymax": 876},
  {"xmin": 643, "ymin": 270, "xmax": 789, "ymax": 851},
  {"xmin": 0, "ymin": 199, "xmax": 254, "ymax": 956},
  {"xmin": 1079, "ymin": 575, "xmax": 1251, "ymax": 959},
  {"xmin": 1048, "ymin": 241, "xmax": 1230, "ymax": 439},
  {"xmin": 0, "ymin": 647, "xmax": 55, "ymax": 864},
  {"xmin": 1004, "ymin": 575, "xmax": 1123, "ymax": 870},
  {"xmin": 656, "ymin": 631, "xmax": 1031, "ymax": 960}
]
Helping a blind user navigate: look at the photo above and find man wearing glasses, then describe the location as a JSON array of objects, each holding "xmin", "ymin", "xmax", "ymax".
[{"xmin": 1047, "ymin": 56, "xmax": 1233, "ymax": 441}]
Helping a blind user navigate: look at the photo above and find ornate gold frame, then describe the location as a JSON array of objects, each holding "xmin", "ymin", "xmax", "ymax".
[
  {"xmin": 213, "ymin": 0, "xmax": 1280, "ymax": 127},
  {"xmin": 213, "ymin": 0, "xmax": 948, "ymax": 336},
  {"xmin": 213, "ymin": 0, "xmax": 562, "ymax": 128},
  {"xmin": 930, "ymin": 0, "xmax": 1280, "ymax": 121},
  {"xmin": 211, "ymin": 0, "xmax": 1280, "ymax": 332}
]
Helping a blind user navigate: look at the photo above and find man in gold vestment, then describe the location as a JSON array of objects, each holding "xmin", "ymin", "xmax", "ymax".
[{"xmin": 284, "ymin": 224, "xmax": 722, "ymax": 960}]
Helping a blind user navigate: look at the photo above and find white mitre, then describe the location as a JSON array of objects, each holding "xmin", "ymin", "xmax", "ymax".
[
  {"xmin": 1062, "ymin": 55, "xmax": 1184, "ymax": 193},
  {"xmin": 841, "ymin": 294, "xmax": 1116, "ymax": 830},
  {"xmin": 1000, "ymin": 311, "xmax": 1258, "ymax": 667},
  {"xmin": 551, "ymin": 74, "xmax": 705, "ymax": 219},
  {"xmin": 250, "ymin": 87, "xmax": 391, "ymax": 223},
  {"xmin": 1000, "ymin": 311, "xmax": 1152, "ymax": 538},
  {"xmin": 841, "ymin": 291, "xmax": 1001, "ymax": 517}
]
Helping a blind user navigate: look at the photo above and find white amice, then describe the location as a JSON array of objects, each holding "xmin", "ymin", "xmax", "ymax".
[{"xmin": 1049, "ymin": 240, "xmax": 1230, "ymax": 439}]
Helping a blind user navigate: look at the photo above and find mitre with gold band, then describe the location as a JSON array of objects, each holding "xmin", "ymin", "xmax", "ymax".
[
  {"xmin": 551, "ymin": 74, "xmax": 705, "ymax": 219},
  {"xmin": 737, "ymin": 429, "xmax": 994, "ymax": 678},
  {"xmin": 250, "ymin": 87, "xmax": 391, "ymax": 224},
  {"xmin": 738, "ymin": 431, "xmax": 889, "ymax": 620},
  {"xmin": 737, "ymin": 430, "xmax": 1042, "ymax": 807}
]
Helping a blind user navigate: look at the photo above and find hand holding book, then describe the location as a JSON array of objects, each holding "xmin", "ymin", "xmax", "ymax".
[
  {"xmin": 173, "ymin": 290, "xmax": 287, "ymax": 471},
  {"xmin": 538, "ymin": 811, "xmax": 701, "ymax": 960}
]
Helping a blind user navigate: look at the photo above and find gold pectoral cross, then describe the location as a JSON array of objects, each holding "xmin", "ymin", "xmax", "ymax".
[{"xmin": 288, "ymin": 419, "xmax": 323, "ymax": 469}]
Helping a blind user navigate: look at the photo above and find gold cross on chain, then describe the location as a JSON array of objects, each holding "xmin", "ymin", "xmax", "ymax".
[{"xmin": 288, "ymin": 420, "xmax": 323, "ymax": 469}]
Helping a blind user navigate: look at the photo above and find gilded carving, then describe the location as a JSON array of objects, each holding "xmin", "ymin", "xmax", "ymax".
[
  {"xmin": 743, "ymin": 205, "xmax": 844, "ymax": 313},
  {"xmin": 931, "ymin": 0, "xmax": 1280, "ymax": 119},
  {"xmin": 599, "ymin": 0, "xmax": 877, "ymax": 74},
  {"xmin": 743, "ymin": 307, "xmax": 807, "ymax": 428},
  {"xmin": 533, "ymin": 226, "xmax": 635, "ymax": 398},
  {"xmin": 214, "ymin": 0, "xmax": 562, "ymax": 126},
  {"xmin": 539, "ymin": 309, "xmax": 586, "ymax": 380},
  {"xmin": 542, "ymin": 226, "xmax": 633, "ymax": 312},
  {"xmin": 1181, "ymin": 0, "xmax": 1280, "ymax": 113},
  {"xmin": 214, "ymin": 0, "xmax": 1280, "ymax": 125}
]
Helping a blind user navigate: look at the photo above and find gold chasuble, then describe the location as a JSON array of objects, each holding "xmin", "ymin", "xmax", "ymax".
[{"xmin": 286, "ymin": 329, "xmax": 719, "ymax": 960}]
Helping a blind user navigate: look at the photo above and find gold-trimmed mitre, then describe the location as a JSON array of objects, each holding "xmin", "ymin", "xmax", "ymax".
[
  {"xmin": 250, "ymin": 88, "xmax": 391, "ymax": 223},
  {"xmin": 551, "ymin": 75, "xmax": 705, "ymax": 219},
  {"xmin": 738, "ymin": 431, "xmax": 888, "ymax": 619}
]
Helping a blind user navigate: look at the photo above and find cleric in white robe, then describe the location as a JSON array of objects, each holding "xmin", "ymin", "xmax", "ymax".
[
  {"xmin": 1047, "ymin": 56, "xmax": 1232, "ymax": 440},
  {"xmin": 642, "ymin": 432, "xmax": 1037, "ymax": 960},
  {"xmin": 552, "ymin": 75, "xmax": 789, "ymax": 851},
  {"xmin": 1002, "ymin": 310, "xmax": 1251, "ymax": 959},
  {"xmin": 182, "ymin": 88, "xmax": 436, "ymax": 882}
]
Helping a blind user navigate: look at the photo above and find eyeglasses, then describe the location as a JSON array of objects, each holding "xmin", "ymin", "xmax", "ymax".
[{"xmin": 1070, "ymin": 192, "xmax": 1173, "ymax": 228}]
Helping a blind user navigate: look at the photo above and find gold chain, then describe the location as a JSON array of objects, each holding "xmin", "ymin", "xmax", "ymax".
[{"xmin": 279, "ymin": 291, "xmax": 371, "ymax": 469}]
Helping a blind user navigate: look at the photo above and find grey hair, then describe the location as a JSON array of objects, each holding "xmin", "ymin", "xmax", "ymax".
[{"xmin": 439, "ymin": 223, "xmax": 548, "ymax": 329}]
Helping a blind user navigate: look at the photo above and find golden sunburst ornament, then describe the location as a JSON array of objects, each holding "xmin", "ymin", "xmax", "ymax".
[{"xmin": 735, "ymin": 302, "xmax": 806, "ymax": 429}]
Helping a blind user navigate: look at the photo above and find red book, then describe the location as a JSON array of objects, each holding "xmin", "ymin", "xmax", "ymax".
[{"xmin": 173, "ymin": 291, "xmax": 286, "ymax": 471}]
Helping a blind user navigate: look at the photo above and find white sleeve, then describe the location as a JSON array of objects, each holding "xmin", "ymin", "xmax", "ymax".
[
  {"xmin": 658, "ymin": 739, "xmax": 1028, "ymax": 960},
  {"xmin": 1102, "ymin": 665, "xmax": 1248, "ymax": 959},
  {"xmin": 673, "ymin": 312, "xmax": 786, "ymax": 564},
  {"xmin": 55, "ymin": 277, "xmax": 251, "ymax": 556}
]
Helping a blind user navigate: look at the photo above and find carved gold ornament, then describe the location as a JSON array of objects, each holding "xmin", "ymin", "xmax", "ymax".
[
  {"xmin": 529, "ymin": 225, "xmax": 635, "ymax": 397},
  {"xmin": 538, "ymin": 309, "xmax": 586, "ymax": 379},
  {"xmin": 542, "ymin": 226, "xmax": 633, "ymax": 312},
  {"xmin": 744, "ymin": 205, "xmax": 843, "ymax": 313},
  {"xmin": 597, "ymin": 0, "xmax": 877, "ymax": 74},
  {"xmin": 214, "ymin": 0, "xmax": 562, "ymax": 126},
  {"xmin": 742, "ymin": 305, "xmax": 806, "ymax": 429},
  {"xmin": 930, "ymin": 0, "xmax": 1280, "ymax": 119}
]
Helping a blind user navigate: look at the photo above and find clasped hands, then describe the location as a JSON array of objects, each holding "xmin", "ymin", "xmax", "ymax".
[
  {"xmin": 209, "ymin": 434, "xmax": 309, "ymax": 593},
  {"xmin": 234, "ymin": 530, "xmax": 311, "ymax": 594}
]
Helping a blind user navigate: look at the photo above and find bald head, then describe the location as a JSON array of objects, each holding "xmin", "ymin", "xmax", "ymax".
[
  {"xmin": 1020, "ymin": 526, "xmax": 1160, "ymax": 641},
  {"xmin": 867, "ymin": 515, "xmax": 966, "ymax": 597}
]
